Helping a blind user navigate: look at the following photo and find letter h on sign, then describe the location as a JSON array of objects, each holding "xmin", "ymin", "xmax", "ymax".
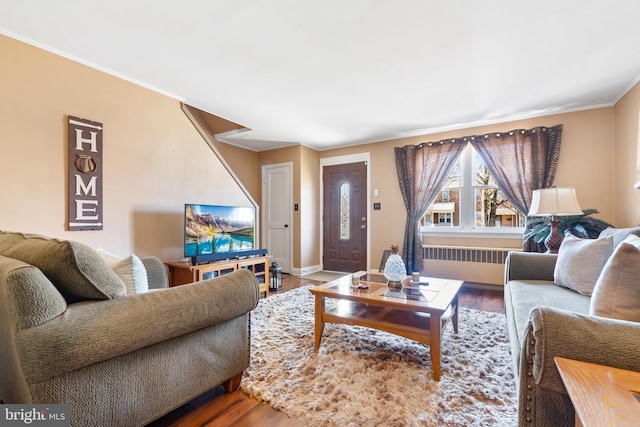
[{"xmin": 68, "ymin": 116, "xmax": 103, "ymax": 230}]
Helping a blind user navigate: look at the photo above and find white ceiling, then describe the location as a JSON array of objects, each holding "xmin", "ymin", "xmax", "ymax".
[{"xmin": 2, "ymin": 1, "xmax": 640, "ymax": 151}]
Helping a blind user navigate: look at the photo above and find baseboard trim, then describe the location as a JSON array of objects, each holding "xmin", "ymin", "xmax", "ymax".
[{"xmin": 290, "ymin": 265, "xmax": 322, "ymax": 276}]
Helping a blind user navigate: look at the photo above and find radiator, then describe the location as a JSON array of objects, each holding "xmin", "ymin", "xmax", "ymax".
[{"xmin": 422, "ymin": 245, "xmax": 517, "ymax": 265}]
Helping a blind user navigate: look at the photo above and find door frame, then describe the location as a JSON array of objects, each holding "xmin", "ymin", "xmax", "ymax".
[
  {"xmin": 320, "ymin": 153, "xmax": 371, "ymax": 271},
  {"xmin": 262, "ymin": 162, "xmax": 293, "ymax": 274}
]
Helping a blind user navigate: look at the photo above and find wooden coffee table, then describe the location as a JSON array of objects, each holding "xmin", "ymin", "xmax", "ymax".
[{"xmin": 308, "ymin": 271, "xmax": 462, "ymax": 381}]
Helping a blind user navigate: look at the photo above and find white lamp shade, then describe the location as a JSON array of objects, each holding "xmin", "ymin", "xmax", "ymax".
[{"xmin": 528, "ymin": 188, "xmax": 583, "ymax": 216}]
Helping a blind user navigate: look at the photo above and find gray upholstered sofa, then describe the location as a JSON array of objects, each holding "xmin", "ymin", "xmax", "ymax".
[
  {"xmin": 0, "ymin": 231, "xmax": 259, "ymax": 426},
  {"xmin": 504, "ymin": 227, "xmax": 640, "ymax": 426}
]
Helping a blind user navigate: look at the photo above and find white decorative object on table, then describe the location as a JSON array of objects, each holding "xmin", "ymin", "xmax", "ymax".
[{"xmin": 383, "ymin": 244, "xmax": 406, "ymax": 290}]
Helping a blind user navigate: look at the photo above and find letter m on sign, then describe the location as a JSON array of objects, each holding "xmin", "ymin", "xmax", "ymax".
[{"xmin": 68, "ymin": 116, "xmax": 103, "ymax": 231}]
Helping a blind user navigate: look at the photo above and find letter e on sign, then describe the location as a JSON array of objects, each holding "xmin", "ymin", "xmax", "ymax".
[{"xmin": 68, "ymin": 116, "xmax": 103, "ymax": 230}]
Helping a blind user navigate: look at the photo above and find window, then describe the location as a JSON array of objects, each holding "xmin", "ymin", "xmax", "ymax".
[
  {"xmin": 420, "ymin": 143, "xmax": 525, "ymax": 233},
  {"xmin": 339, "ymin": 182, "xmax": 350, "ymax": 239},
  {"xmin": 438, "ymin": 212, "xmax": 452, "ymax": 224}
]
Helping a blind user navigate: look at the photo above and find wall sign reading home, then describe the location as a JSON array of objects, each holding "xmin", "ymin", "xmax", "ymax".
[{"xmin": 68, "ymin": 116, "xmax": 103, "ymax": 231}]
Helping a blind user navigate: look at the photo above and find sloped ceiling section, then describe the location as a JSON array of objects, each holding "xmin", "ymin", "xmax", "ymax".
[{"xmin": 1, "ymin": 1, "xmax": 640, "ymax": 151}]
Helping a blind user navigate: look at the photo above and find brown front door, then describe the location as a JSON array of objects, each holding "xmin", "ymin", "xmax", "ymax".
[{"xmin": 323, "ymin": 162, "xmax": 367, "ymax": 272}]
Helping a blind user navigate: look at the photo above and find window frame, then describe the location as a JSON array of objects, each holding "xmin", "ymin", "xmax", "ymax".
[{"xmin": 420, "ymin": 143, "xmax": 525, "ymax": 239}]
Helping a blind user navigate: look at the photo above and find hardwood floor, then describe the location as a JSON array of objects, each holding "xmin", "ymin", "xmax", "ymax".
[{"xmin": 148, "ymin": 274, "xmax": 505, "ymax": 427}]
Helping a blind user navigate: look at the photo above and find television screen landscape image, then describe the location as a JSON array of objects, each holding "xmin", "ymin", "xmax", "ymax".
[{"xmin": 184, "ymin": 204, "xmax": 255, "ymax": 258}]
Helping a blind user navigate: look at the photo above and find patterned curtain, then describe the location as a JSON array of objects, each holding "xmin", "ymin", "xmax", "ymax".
[
  {"xmin": 394, "ymin": 140, "xmax": 466, "ymax": 273},
  {"xmin": 470, "ymin": 124, "xmax": 563, "ymax": 252}
]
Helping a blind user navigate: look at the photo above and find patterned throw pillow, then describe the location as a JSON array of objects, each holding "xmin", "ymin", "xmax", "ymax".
[
  {"xmin": 554, "ymin": 234, "xmax": 614, "ymax": 296},
  {"xmin": 590, "ymin": 234, "xmax": 640, "ymax": 322}
]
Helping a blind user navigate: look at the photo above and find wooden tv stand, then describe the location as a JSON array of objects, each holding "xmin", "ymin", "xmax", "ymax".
[{"xmin": 165, "ymin": 255, "xmax": 270, "ymax": 297}]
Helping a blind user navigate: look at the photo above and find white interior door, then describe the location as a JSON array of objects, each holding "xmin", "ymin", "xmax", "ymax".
[{"xmin": 262, "ymin": 163, "xmax": 292, "ymax": 273}]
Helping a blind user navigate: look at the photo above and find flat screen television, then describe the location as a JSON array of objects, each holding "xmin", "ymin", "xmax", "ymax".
[{"xmin": 184, "ymin": 204, "xmax": 263, "ymax": 264}]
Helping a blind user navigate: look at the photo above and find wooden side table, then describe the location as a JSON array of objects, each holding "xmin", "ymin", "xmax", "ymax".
[{"xmin": 554, "ymin": 357, "xmax": 640, "ymax": 427}]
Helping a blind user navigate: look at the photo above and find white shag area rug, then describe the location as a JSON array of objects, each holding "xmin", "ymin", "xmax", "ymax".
[{"xmin": 240, "ymin": 285, "xmax": 518, "ymax": 427}]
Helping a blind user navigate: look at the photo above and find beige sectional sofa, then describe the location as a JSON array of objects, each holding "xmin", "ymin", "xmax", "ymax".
[
  {"xmin": 0, "ymin": 231, "xmax": 260, "ymax": 426},
  {"xmin": 504, "ymin": 227, "xmax": 640, "ymax": 426}
]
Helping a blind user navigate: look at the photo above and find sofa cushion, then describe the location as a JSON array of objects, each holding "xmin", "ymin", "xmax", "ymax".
[
  {"xmin": 0, "ymin": 231, "xmax": 125, "ymax": 303},
  {"xmin": 0, "ymin": 232, "xmax": 27, "ymax": 252},
  {"xmin": 590, "ymin": 234, "xmax": 640, "ymax": 322},
  {"xmin": 598, "ymin": 226, "xmax": 640, "ymax": 246},
  {"xmin": 505, "ymin": 280, "xmax": 591, "ymax": 352},
  {"xmin": 0, "ymin": 255, "xmax": 67, "ymax": 329},
  {"xmin": 554, "ymin": 234, "xmax": 613, "ymax": 296}
]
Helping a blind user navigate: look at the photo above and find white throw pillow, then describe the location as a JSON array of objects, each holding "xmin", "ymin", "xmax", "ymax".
[
  {"xmin": 590, "ymin": 234, "xmax": 640, "ymax": 322},
  {"xmin": 620, "ymin": 233, "xmax": 640, "ymax": 249},
  {"xmin": 598, "ymin": 226, "xmax": 640, "ymax": 246},
  {"xmin": 554, "ymin": 234, "xmax": 614, "ymax": 296},
  {"xmin": 110, "ymin": 255, "xmax": 149, "ymax": 294},
  {"xmin": 96, "ymin": 247, "xmax": 149, "ymax": 294},
  {"xmin": 96, "ymin": 246, "xmax": 121, "ymax": 264}
]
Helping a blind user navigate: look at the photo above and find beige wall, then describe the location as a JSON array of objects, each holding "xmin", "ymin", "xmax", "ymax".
[
  {"xmin": 614, "ymin": 82, "xmax": 640, "ymax": 227},
  {"xmin": 299, "ymin": 146, "xmax": 320, "ymax": 269},
  {"xmin": 0, "ymin": 35, "xmax": 250, "ymax": 260}
]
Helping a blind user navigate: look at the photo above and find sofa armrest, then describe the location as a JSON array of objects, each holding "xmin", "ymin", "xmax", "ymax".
[
  {"xmin": 140, "ymin": 256, "xmax": 169, "ymax": 289},
  {"xmin": 505, "ymin": 251, "xmax": 557, "ymax": 283},
  {"xmin": 17, "ymin": 269, "xmax": 259, "ymax": 383},
  {"xmin": 523, "ymin": 306, "xmax": 640, "ymax": 394}
]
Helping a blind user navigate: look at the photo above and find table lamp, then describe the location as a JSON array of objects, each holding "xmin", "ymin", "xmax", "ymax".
[{"xmin": 528, "ymin": 188, "xmax": 583, "ymax": 254}]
